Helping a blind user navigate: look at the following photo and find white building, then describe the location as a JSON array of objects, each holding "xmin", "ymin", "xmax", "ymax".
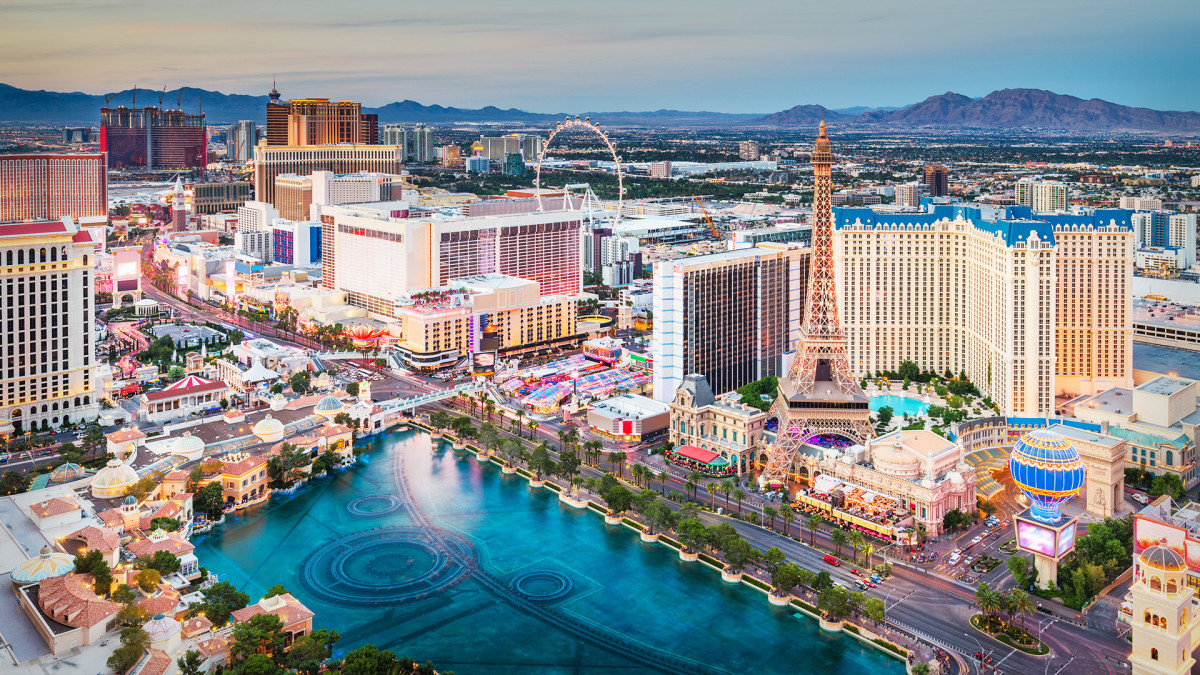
[
  {"xmin": 894, "ymin": 182, "xmax": 921, "ymax": 208},
  {"xmin": 649, "ymin": 161, "xmax": 672, "ymax": 178},
  {"xmin": 380, "ymin": 125, "xmax": 409, "ymax": 156},
  {"xmin": 234, "ymin": 230, "xmax": 273, "ymax": 264},
  {"xmin": 1015, "ymin": 178, "xmax": 1069, "ymax": 212},
  {"xmin": 236, "ymin": 201, "xmax": 278, "ymax": 234},
  {"xmin": 1123, "ymin": 196, "xmax": 1165, "ymax": 211},
  {"xmin": 0, "ymin": 218, "xmax": 100, "ymax": 433},
  {"xmin": 835, "ymin": 205, "xmax": 1133, "ymax": 415},
  {"xmin": 1133, "ymin": 212, "xmax": 1198, "ymax": 269}
]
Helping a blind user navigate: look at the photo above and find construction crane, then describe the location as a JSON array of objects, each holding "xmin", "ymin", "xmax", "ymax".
[{"xmin": 692, "ymin": 195, "xmax": 720, "ymax": 239}]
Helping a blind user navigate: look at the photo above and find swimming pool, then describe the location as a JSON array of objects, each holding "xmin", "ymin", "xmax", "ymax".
[
  {"xmin": 192, "ymin": 430, "xmax": 901, "ymax": 674},
  {"xmin": 869, "ymin": 394, "xmax": 928, "ymax": 417}
]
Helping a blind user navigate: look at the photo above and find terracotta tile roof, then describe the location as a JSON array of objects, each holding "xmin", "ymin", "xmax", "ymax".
[
  {"xmin": 314, "ymin": 424, "xmax": 352, "ymax": 437},
  {"xmin": 37, "ymin": 573, "xmax": 121, "ymax": 628},
  {"xmin": 134, "ymin": 649, "xmax": 173, "ymax": 675},
  {"xmin": 107, "ymin": 428, "xmax": 147, "ymax": 443},
  {"xmin": 196, "ymin": 635, "xmax": 231, "ymax": 657},
  {"xmin": 136, "ymin": 586, "xmax": 181, "ymax": 617},
  {"xmin": 164, "ymin": 471, "xmax": 188, "ymax": 482},
  {"xmin": 144, "ymin": 380, "xmax": 226, "ymax": 402},
  {"xmin": 181, "ymin": 616, "xmax": 213, "ymax": 637},
  {"xmin": 66, "ymin": 525, "xmax": 121, "ymax": 552},
  {"xmin": 30, "ymin": 496, "xmax": 81, "ymax": 519},
  {"xmin": 97, "ymin": 508, "xmax": 125, "ymax": 528},
  {"xmin": 221, "ymin": 455, "xmax": 268, "ymax": 477},
  {"xmin": 231, "ymin": 593, "xmax": 314, "ymax": 629},
  {"xmin": 126, "ymin": 532, "xmax": 195, "ymax": 558},
  {"xmin": 286, "ymin": 394, "xmax": 324, "ymax": 410}
]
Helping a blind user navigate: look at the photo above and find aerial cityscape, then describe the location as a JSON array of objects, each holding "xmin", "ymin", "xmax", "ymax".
[{"xmin": 3, "ymin": 2, "xmax": 1200, "ymax": 675}]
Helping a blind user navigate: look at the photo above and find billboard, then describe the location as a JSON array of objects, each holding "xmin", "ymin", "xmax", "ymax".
[
  {"xmin": 1017, "ymin": 520, "xmax": 1057, "ymax": 557},
  {"xmin": 621, "ymin": 419, "xmax": 634, "ymax": 436},
  {"xmin": 1134, "ymin": 516, "xmax": 1187, "ymax": 557},
  {"xmin": 472, "ymin": 351, "xmax": 496, "ymax": 377},
  {"xmin": 1056, "ymin": 521, "xmax": 1077, "ymax": 558}
]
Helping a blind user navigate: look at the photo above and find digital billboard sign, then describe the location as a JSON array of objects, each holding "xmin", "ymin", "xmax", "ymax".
[
  {"xmin": 1017, "ymin": 520, "xmax": 1057, "ymax": 557},
  {"xmin": 1056, "ymin": 521, "xmax": 1077, "ymax": 558},
  {"xmin": 1134, "ymin": 516, "xmax": 1187, "ymax": 557},
  {"xmin": 472, "ymin": 351, "xmax": 496, "ymax": 377}
]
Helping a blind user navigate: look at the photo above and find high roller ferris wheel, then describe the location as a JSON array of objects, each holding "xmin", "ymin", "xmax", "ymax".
[{"xmin": 533, "ymin": 116, "xmax": 623, "ymax": 229}]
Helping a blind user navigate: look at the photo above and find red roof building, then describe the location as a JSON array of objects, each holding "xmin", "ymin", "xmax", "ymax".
[{"xmin": 139, "ymin": 376, "xmax": 228, "ymax": 424}]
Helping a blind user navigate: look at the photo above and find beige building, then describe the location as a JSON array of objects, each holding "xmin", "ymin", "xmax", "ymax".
[
  {"xmin": 192, "ymin": 181, "xmax": 251, "ymax": 214},
  {"xmin": 1129, "ymin": 543, "xmax": 1200, "ymax": 675},
  {"xmin": 834, "ymin": 206, "xmax": 1133, "ymax": 416},
  {"xmin": 253, "ymin": 144, "xmax": 404, "ymax": 205},
  {"xmin": 1049, "ymin": 423, "xmax": 1128, "ymax": 517},
  {"xmin": 393, "ymin": 274, "xmax": 580, "ymax": 370},
  {"xmin": 274, "ymin": 174, "xmax": 314, "ymax": 221},
  {"xmin": 1072, "ymin": 375, "xmax": 1200, "ymax": 488},
  {"xmin": 668, "ymin": 373, "xmax": 767, "ymax": 475}
]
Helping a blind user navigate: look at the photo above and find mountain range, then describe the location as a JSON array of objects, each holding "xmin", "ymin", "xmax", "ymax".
[{"xmin": 2, "ymin": 83, "xmax": 1198, "ymax": 131}]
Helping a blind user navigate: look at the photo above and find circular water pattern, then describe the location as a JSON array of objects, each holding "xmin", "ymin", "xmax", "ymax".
[
  {"xmin": 346, "ymin": 494, "xmax": 403, "ymax": 517},
  {"xmin": 509, "ymin": 570, "xmax": 573, "ymax": 602},
  {"xmin": 300, "ymin": 527, "xmax": 474, "ymax": 606}
]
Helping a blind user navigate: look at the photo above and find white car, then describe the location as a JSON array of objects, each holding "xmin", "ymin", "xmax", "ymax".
[
  {"xmin": 972, "ymin": 535, "xmax": 983, "ymax": 544},
  {"xmin": 948, "ymin": 553, "xmax": 962, "ymax": 565},
  {"xmin": 1132, "ymin": 493, "xmax": 1150, "ymax": 505}
]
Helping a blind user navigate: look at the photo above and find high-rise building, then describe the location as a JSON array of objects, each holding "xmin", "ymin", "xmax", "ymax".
[
  {"xmin": 265, "ymin": 83, "xmax": 288, "ymax": 146},
  {"xmin": 61, "ymin": 128, "xmax": 91, "ymax": 144},
  {"xmin": 252, "ymin": 145, "xmax": 405, "ymax": 205},
  {"xmin": 0, "ymin": 153, "xmax": 108, "ymax": 222},
  {"xmin": 479, "ymin": 135, "xmax": 543, "ymax": 161},
  {"xmin": 191, "ymin": 181, "xmax": 251, "ymax": 214},
  {"xmin": 1122, "ymin": 196, "xmax": 1165, "ymax": 211},
  {"xmin": 226, "ymin": 120, "xmax": 256, "ymax": 163},
  {"xmin": 236, "ymin": 201, "xmax": 279, "ymax": 234},
  {"xmin": 1133, "ymin": 211, "xmax": 1198, "ymax": 268},
  {"xmin": 894, "ymin": 182, "xmax": 921, "ymax": 208},
  {"xmin": 380, "ymin": 125, "xmax": 409, "ymax": 157},
  {"xmin": 441, "ymin": 145, "xmax": 462, "ymax": 167},
  {"xmin": 411, "ymin": 125, "xmax": 433, "ymax": 162},
  {"xmin": 651, "ymin": 243, "xmax": 809, "ymax": 403},
  {"xmin": 0, "ymin": 218, "xmax": 100, "ymax": 433},
  {"xmin": 273, "ymin": 174, "xmax": 314, "ymax": 222},
  {"xmin": 234, "ymin": 229, "xmax": 273, "ymax": 263},
  {"xmin": 100, "ymin": 106, "xmax": 206, "ymax": 169},
  {"xmin": 1015, "ymin": 178, "xmax": 1069, "ymax": 212},
  {"xmin": 271, "ymin": 220, "xmax": 322, "ymax": 266},
  {"xmin": 834, "ymin": 205, "xmax": 1134, "ymax": 414},
  {"xmin": 649, "ymin": 161, "xmax": 672, "ymax": 178},
  {"xmin": 738, "ymin": 141, "xmax": 760, "ymax": 161},
  {"xmin": 273, "ymin": 170, "xmax": 409, "ymax": 221},
  {"xmin": 465, "ymin": 157, "xmax": 490, "ymax": 174},
  {"xmin": 923, "ymin": 165, "xmax": 949, "ymax": 197},
  {"xmin": 318, "ymin": 204, "xmax": 582, "ymax": 314},
  {"xmin": 263, "ymin": 92, "xmax": 380, "ymax": 147},
  {"xmin": 503, "ymin": 153, "xmax": 525, "ymax": 176}
]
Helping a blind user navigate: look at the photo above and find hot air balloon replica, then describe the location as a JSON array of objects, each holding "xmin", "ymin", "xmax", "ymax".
[
  {"xmin": 342, "ymin": 324, "xmax": 387, "ymax": 350},
  {"xmin": 1008, "ymin": 429, "xmax": 1085, "ymax": 589}
]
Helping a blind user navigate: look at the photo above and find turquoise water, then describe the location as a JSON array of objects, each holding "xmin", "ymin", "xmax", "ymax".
[
  {"xmin": 192, "ymin": 430, "xmax": 901, "ymax": 674},
  {"xmin": 869, "ymin": 395, "xmax": 927, "ymax": 417}
]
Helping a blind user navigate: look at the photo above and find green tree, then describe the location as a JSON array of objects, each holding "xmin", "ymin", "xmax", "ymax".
[
  {"xmin": 137, "ymin": 550, "xmax": 182, "ymax": 576},
  {"xmin": 112, "ymin": 583, "xmax": 137, "ymax": 605},
  {"xmin": 911, "ymin": 663, "xmax": 932, "ymax": 675},
  {"xmin": 808, "ymin": 513, "xmax": 823, "ymax": 546},
  {"xmin": 289, "ymin": 371, "xmax": 311, "ymax": 394},
  {"xmin": 0, "ymin": 470, "xmax": 30, "ymax": 495},
  {"xmin": 194, "ymin": 581, "xmax": 249, "ymax": 626},
  {"xmin": 149, "ymin": 516, "xmax": 180, "ymax": 532},
  {"xmin": 719, "ymin": 478, "xmax": 734, "ymax": 510},
  {"xmin": 706, "ymin": 482, "xmax": 719, "ymax": 509},
  {"xmin": 106, "ymin": 626, "xmax": 149, "ymax": 674},
  {"xmin": 1151, "ymin": 472, "xmax": 1187, "ymax": 501},
  {"xmin": 73, "ymin": 549, "xmax": 112, "ymax": 596},
  {"xmin": 231, "ymin": 613, "xmax": 287, "ymax": 664},
  {"xmin": 80, "ymin": 422, "xmax": 105, "ymax": 461},
  {"xmin": 849, "ymin": 530, "xmax": 865, "ymax": 566},
  {"xmin": 763, "ymin": 505, "xmax": 778, "ymax": 531},
  {"xmin": 237, "ymin": 653, "xmax": 281, "ymax": 675},
  {"xmin": 177, "ymin": 649, "xmax": 205, "ymax": 675},
  {"xmin": 341, "ymin": 644, "xmax": 400, "ymax": 675},
  {"xmin": 762, "ymin": 547, "xmax": 787, "ymax": 577},
  {"xmin": 813, "ymin": 571, "xmax": 833, "ymax": 590},
  {"xmin": 897, "ymin": 360, "xmax": 920, "ymax": 381},
  {"xmin": 529, "ymin": 443, "xmax": 555, "ymax": 479},
  {"xmin": 677, "ymin": 517, "xmax": 709, "ymax": 552},
  {"xmin": 264, "ymin": 584, "xmax": 289, "ymax": 599},
  {"xmin": 722, "ymin": 536, "xmax": 758, "ymax": 572},
  {"xmin": 875, "ymin": 405, "xmax": 894, "ymax": 428},
  {"xmin": 603, "ymin": 485, "xmax": 634, "ymax": 515},
  {"xmin": 864, "ymin": 597, "xmax": 885, "ymax": 624},
  {"xmin": 830, "ymin": 528, "xmax": 847, "ymax": 557},
  {"xmin": 136, "ymin": 568, "xmax": 161, "ymax": 592},
  {"xmin": 817, "ymin": 585, "xmax": 852, "ymax": 622},
  {"xmin": 780, "ymin": 503, "xmax": 794, "ymax": 537},
  {"xmin": 1007, "ymin": 555, "xmax": 1031, "ymax": 589},
  {"xmin": 195, "ymin": 481, "xmax": 226, "ymax": 518},
  {"xmin": 772, "ymin": 562, "xmax": 802, "ymax": 595},
  {"xmin": 345, "ymin": 382, "xmax": 359, "ymax": 397}
]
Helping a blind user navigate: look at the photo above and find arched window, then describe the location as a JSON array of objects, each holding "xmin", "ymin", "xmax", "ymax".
[
  {"xmin": 74, "ymin": 397, "xmax": 80, "ymax": 407},
  {"xmin": 40, "ymin": 404, "xmax": 47, "ymax": 414},
  {"xmin": 82, "ymin": 254, "xmax": 88, "ymax": 266},
  {"xmin": 1167, "ymin": 450, "xmax": 1174, "ymax": 466},
  {"xmin": 17, "ymin": 250, "xmax": 23, "ymax": 264},
  {"xmin": 1152, "ymin": 576, "xmax": 1162, "ymax": 591},
  {"xmin": 61, "ymin": 247, "xmax": 67, "ymax": 260},
  {"xmin": 84, "ymin": 396, "xmax": 90, "ymax": 405},
  {"xmin": 39, "ymin": 248, "xmax": 46, "ymax": 262},
  {"xmin": 28, "ymin": 248, "xmax": 34, "ymax": 261},
  {"xmin": 1161, "ymin": 617, "xmax": 1168, "ymax": 629},
  {"xmin": 51, "ymin": 402, "xmax": 58, "ymax": 411},
  {"xmin": 1152, "ymin": 648, "xmax": 1159, "ymax": 661},
  {"xmin": 62, "ymin": 400, "xmax": 70, "ymax": 409},
  {"xmin": 1146, "ymin": 610, "xmax": 1152, "ymax": 624}
]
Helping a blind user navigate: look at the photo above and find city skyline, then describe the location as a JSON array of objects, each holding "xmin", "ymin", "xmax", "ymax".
[{"xmin": 4, "ymin": 0, "xmax": 1198, "ymax": 113}]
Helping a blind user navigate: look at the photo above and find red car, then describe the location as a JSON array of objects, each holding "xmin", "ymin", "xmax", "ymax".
[
  {"xmin": 823, "ymin": 555, "xmax": 840, "ymax": 566},
  {"xmin": 850, "ymin": 568, "xmax": 863, "ymax": 576}
]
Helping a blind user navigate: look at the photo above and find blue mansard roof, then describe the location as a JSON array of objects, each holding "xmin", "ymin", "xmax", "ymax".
[{"xmin": 833, "ymin": 205, "xmax": 1133, "ymax": 247}]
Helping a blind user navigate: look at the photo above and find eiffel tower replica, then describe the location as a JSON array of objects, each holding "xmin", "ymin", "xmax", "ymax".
[{"xmin": 760, "ymin": 120, "xmax": 872, "ymax": 488}]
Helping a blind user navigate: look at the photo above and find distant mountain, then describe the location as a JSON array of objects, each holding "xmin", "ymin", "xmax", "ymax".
[
  {"xmin": 0, "ymin": 83, "xmax": 762, "ymax": 126},
  {"xmin": 754, "ymin": 89, "xmax": 1200, "ymax": 131},
  {"xmin": 750, "ymin": 105, "xmax": 849, "ymax": 127},
  {"xmin": 831, "ymin": 105, "xmax": 907, "ymax": 115}
]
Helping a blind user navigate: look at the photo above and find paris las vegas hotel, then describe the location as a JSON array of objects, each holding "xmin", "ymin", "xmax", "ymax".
[{"xmin": 833, "ymin": 203, "xmax": 1133, "ymax": 416}]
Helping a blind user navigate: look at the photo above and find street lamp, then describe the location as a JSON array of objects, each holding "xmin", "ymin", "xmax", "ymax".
[
  {"xmin": 1038, "ymin": 617, "xmax": 1056, "ymax": 642},
  {"xmin": 964, "ymin": 632, "xmax": 987, "ymax": 666}
]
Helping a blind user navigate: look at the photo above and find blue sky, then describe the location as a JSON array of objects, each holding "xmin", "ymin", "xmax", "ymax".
[{"xmin": 2, "ymin": 0, "xmax": 1197, "ymax": 113}]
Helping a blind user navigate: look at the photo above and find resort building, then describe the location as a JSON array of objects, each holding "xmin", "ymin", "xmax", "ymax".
[
  {"xmin": 834, "ymin": 205, "xmax": 1134, "ymax": 416},
  {"xmin": 651, "ymin": 242, "xmax": 809, "ymax": 402},
  {"xmin": 794, "ymin": 429, "xmax": 977, "ymax": 539},
  {"xmin": 196, "ymin": 452, "xmax": 269, "ymax": 509},
  {"xmin": 667, "ymin": 374, "xmax": 768, "ymax": 475},
  {"xmin": 392, "ymin": 274, "xmax": 580, "ymax": 370},
  {"xmin": 138, "ymin": 375, "xmax": 228, "ymax": 424},
  {"xmin": 1072, "ymin": 375, "xmax": 1200, "ymax": 489},
  {"xmin": 232, "ymin": 593, "xmax": 315, "ymax": 647},
  {"xmin": 1128, "ymin": 540, "xmax": 1200, "ymax": 674},
  {"xmin": 17, "ymin": 573, "xmax": 121, "ymax": 654},
  {"xmin": 253, "ymin": 145, "xmax": 404, "ymax": 205},
  {"xmin": 586, "ymin": 394, "xmax": 670, "ymax": 443},
  {"xmin": 105, "ymin": 426, "xmax": 146, "ymax": 460},
  {"xmin": 126, "ymin": 528, "xmax": 200, "ymax": 578},
  {"xmin": 0, "ymin": 218, "xmax": 101, "ymax": 434}
]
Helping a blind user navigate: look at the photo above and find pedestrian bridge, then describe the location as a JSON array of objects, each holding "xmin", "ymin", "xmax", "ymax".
[{"xmin": 378, "ymin": 382, "xmax": 484, "ymax": 412}]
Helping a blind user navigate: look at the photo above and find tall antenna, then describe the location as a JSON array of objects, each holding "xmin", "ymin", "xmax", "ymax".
[
  {"xmin": 159, "ymin": 86, "xmax": 166, "ymax": 109},
  {"xmin": 131, "ymin": 85, "xmax": 137, "ymax": 108},
  {"xmin": 177, "ymin": 88, "xmax": 183, "ymax": 110}
]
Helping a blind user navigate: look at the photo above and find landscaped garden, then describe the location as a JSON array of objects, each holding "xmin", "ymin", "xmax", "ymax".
[{"xmin": 971, "ymin": 582, "xmax": 1048, "ymax": 655}]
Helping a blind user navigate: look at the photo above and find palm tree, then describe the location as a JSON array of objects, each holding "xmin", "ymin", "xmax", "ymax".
[
  {"xmin": 862, "ymin": 543, "xmax": 874, "ymax": 569},
  {"xmin": 684, "ymin": 478, "xmax": 696, "ymax": 502},
  {"xmin": 1010, "ymin": 588, "xmax": 1033, "ymax": 634},
  {"xmin": 527, "ymin": 420, "xmax": 538, "ymax": 440},
  {"xmin": 515, "ymin": 409, "xmax": 526, "ymax": 437},
  {"xmin": 975, "ymin": 582, "xmax": 996, "ymax": 621},
  {"xmin": 808, "ymin": 514, "xmax": 823, "ymax": 546},
  {"xmin": 657, "ymin": 470, "xmax": 668, "ymax": 495},
  {"xmin": 557, "ymin": 430, "xmax": 568, "ymax": 452},
  {"xmin": 763, "ymin": 506, "xmax": 778, "ymax": 530},
  {"xmin": 606, "ymin": 450, "xmax": 622, "ymax": 474},
  {"xmin": 706, "ymin": 482, "xmax": 719, "ymax": 509},
  {"xmin": 483, "ymin": 396, "xmax": 495, "ymax": 424},
  {"xmin": 688, "ymin": 471, "xmax": 703, "ymax": 499},
  {"xmin": 614, "ymin": 451, "xmax": 627, "ymax": 478},
  {"xmin": 719, "ymin": 478, "xmax": 734, "ymax": 511},
  {"xmin": 732, "ymin": 488, "xmax": 745, "ymax": 514},
  {"xmin": 830, "ymin": 528, "xmax": 847, "ymax": 557},
  {"xmin": 583, "ymin": 440, "xmax": 602, "ymax": 467},
  {"xmin": 630, "ymin": 464, "xmax": 643, "ymax": 487},
  {"xmin": 781, "ymin": 503, "xmax": 794, "ymax": 537},
  {"xmin": 849, "ymin": 531, "xmax": 865, "ymax": 566}
]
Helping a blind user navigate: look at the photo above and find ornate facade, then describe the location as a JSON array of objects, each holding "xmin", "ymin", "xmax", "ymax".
[
  {"xmin": 1130, "ymin": 544, "xmax": 1200, "ymax": 675},
  {"xmin": 668, "ymin": 374, "xmax": 767, "ymax": 476}
]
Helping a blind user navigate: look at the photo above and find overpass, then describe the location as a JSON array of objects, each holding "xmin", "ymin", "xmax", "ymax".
[{"xmin": 378, "ymin": 382, "xmax": 484, "ymax": 413}]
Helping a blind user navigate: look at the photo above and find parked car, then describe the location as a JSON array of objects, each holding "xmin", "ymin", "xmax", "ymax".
[{"xmin": 1132, "ymin": 493, "xmax": 1150, "ymax": 505}]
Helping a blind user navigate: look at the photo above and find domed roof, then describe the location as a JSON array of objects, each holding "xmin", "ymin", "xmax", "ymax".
[
  {"xmin": 1008, "ymin": 430, "xmax": 1085, "ymax": 522},
  {"xmin": 172, "ymin": 432, "xmax": 205, "ymax": 458},
  {"xmin": 873, "ymin": 442, "xmax": 921, "ymax": 477},
  {"xmin": 93, "ymin": 460, "xmax": 139, "ymax": 489},
  {"xmin": 143, "ymin": 613, "xmax": 182, "ymax": 642},
  {"xmin": 269, "ymin": 393, "xmax": 286, "ymax": 411},
  {"xmin": 123, "ymin": 495, "xmax": 138, "ymax": 506},
  {"xmin": 10, "ymin": 546, "xmax": 74, "ymax": 584},
  {"xmin": 252, "ymin": 414, "xmax": 285, "ymax": 442},
  {"xmin": 1141, "ymin": 543, "xmax": 1187, "ymax": 572},
  {"xmin": 49, "ymin": 462, "xmax": 86, "ymax": 483},
  {"xmin": 314, "ymin": 396, "xmax": 344, "ymax": 417}
]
